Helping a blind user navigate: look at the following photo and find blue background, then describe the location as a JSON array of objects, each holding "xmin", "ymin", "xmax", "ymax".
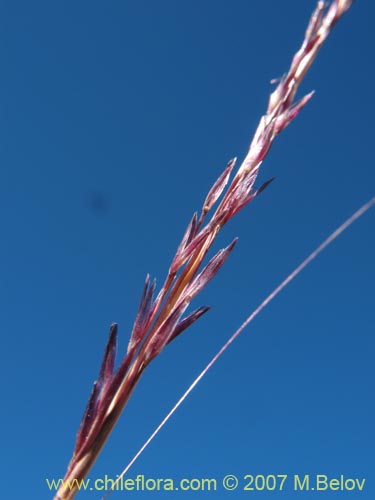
[{"xmin": 0, "ymin": 1, "xmax": 374, "ymax": 498}]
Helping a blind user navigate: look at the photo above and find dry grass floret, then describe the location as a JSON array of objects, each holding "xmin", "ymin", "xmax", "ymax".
[{"xmin": 54, "ymin": 2, "xmax": 355, "ymax": 499}]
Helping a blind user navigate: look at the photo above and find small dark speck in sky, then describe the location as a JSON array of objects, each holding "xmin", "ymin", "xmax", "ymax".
[{"xmin": 88, "ymin": 192, "xmax": 111, "ymax": 215}]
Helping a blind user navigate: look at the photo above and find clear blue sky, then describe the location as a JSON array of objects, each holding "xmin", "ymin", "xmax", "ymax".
[{"xmin": 0, "ymin": 1, "xmax": 374, "ymax": 499}]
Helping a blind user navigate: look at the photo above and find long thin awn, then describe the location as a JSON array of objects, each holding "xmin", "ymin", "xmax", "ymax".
[{"xmin": 102, "ymin": 195, "xmax": 374, "ymax": 499}]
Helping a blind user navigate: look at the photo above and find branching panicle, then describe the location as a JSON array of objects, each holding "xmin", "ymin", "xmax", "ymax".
[{"xmin": 54, "ymin": 3, "xmax": 355, "ymax": 499}]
